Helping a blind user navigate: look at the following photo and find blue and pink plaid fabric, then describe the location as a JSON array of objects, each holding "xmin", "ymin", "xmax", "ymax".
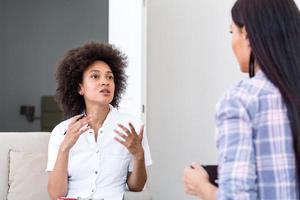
[{"xmin": 215, "ymin": 70, "xmax": 299, "ymax": 199}]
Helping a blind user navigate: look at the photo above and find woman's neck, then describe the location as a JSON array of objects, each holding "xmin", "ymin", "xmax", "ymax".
[
  {"xmin": 254, "ymin": 63, "xmax": 260, "ymax": 73},
  {"xmin": 85, "ymin": 104, "xmax": 110, "ymax": 132}
]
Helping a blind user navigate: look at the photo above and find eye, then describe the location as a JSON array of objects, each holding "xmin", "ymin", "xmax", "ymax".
[
  {"xmin": 107, "ymin": 75, "xmax": 114, "ymax": 80},
  {"xmin": 91, "ymin": 74, "xmax": 99, "ymax": 79},
  {"xmin": 229, "ymin": 30, "xmax": 233, "ymax": 34}
]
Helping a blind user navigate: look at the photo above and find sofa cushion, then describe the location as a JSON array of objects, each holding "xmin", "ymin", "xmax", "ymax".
[
  {"xmin": 0, "ymin": 132, "xmax": 51, "ymax": 199},
  {"xmin": 7, "ymin": 150, "xmax": 50, "ymax": 200}
]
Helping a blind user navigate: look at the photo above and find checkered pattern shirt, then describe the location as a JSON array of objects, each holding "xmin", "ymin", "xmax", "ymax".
[{"xmin": 215, "ymin": 70, "xmax": 299, "ymax": 199}]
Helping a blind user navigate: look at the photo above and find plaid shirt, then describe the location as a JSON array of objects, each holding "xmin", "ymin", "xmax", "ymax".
[{"xmin": 216, "ymin": 70, "xmax": 299, "ymax": 200}]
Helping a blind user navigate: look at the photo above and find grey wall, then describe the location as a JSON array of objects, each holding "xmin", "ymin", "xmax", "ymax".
[
  {"xmin": 147, "ymin": 0, "xmax": 243, "ymax": 199},
  {"xmin": 0, "ymin": 0, "xmax": 108, "ymax": 131},
  {"xmin": 0, "ymin": 0, "xmax": 3, "ymax": 120}
]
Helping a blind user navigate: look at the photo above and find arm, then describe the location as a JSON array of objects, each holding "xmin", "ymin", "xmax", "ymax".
[
  {"xmin": 182, "ymin": 93, "xmax": 257, "ymax": 200},
  {"xmin": 47, "ymin": 115, "xmax": 92, "ymax": 200},
  {"xmin": 114, "ymin": 123, "xmax": 147, "ymax": 191},
  {"xmin": 216, "ymin": 96, "xmax": 257, "ymax": 199},
  {"xmin": 47, "ymin": 147, "xmax": 69, "ymax": 200},
  {"xmin": 126, "ymin": 149, "xmax": 147, "ymax": 191}
]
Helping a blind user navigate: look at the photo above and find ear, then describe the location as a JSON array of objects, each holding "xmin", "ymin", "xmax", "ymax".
[
  {"xmin": 241, "ymin": 27, "xmax": 247, "ymax": 38},
  {"xmin": 78, "ymin": 84, "xmax": 83, "ymax": 95},
  {"xmin": 241, "ymin": 27, "xmax": 251, "ymax": 48}
]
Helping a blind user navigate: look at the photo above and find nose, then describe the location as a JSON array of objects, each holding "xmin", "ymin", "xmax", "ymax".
[{"xmin": 99, "ymin": 77, "xmax": 109, "ymax": 86}]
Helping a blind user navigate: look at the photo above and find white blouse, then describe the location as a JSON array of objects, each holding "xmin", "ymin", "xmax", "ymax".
[{"xmin": 46, "ymin": 105, "xmax": 152, "ymax": 200}]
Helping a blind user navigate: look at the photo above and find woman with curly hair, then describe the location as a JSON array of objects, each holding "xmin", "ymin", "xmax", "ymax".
[{"xmin": 46, "ymin": 42, "xmax": 152, "ymax": 200}]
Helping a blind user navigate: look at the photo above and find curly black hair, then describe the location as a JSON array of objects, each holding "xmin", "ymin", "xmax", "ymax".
[{"xmin": 55, "ymin": 42, "xmax": 128, "ymax": 117}]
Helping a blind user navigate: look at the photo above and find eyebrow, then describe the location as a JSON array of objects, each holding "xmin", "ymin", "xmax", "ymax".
[{"xmin": 89, "ymin": 69, "xmax": 113, "ymax": 74}]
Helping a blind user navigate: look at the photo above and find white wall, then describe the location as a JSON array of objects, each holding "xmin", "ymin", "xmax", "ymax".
[
  {"xmin": 109, "ymin": 0, "xmax": 146, "ymax": 121},
  {"xmin": 0, "ymin": 0, "xmax": 108, "ymax": 131},
  {"xmin": 147, "ymin": 0, "xmax": 300, "ymax": 199},
  {"xmin": 147, "ymin": 0, "xmax": 242, "ymax": 199}
]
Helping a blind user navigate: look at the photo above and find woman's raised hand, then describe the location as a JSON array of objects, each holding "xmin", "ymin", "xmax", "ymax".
[
  {"xmin": 114, "ymin": 122, "xmax": 144, "ymax": 158},
  {"xmin": 60, "ymin": 114, "xmax": 92, "ymax": 152}
]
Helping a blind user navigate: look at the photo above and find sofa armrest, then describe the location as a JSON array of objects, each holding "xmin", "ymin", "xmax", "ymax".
[{"xmin": 124, "ymin": 190, "xmax": 152, "ymax": 200}]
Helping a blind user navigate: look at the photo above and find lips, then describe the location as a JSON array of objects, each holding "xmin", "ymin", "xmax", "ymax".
[{"xmin": 99, "ymin": 88, "xmax": 111, "ymax": 94}]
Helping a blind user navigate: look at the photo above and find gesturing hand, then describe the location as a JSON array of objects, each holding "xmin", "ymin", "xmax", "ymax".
[
  {"xmin": 114, "ymin": 122, "xmax": 144, "ymax": 158},
  {"xmin": 60, "ymin": 114, "xmax": 92, "ymax": 152}
]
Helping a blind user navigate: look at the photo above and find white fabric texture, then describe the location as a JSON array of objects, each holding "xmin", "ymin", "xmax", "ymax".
[{"xmin": 47, "ymin": 105, "xmax": 152, "ymax": 200}]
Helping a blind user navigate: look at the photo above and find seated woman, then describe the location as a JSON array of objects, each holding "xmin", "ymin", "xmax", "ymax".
[{"xmin": 46, "ymin": 42, "xmax": 152, "ymax": 200}]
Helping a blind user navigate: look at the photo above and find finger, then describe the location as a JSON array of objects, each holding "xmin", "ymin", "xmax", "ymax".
[
  {"xmin": 128, "ymin": 122, "xmax": 138, "ymax": 135},
  {"xmin": 186, "ymin": 189, "xmax": 196, "ymax": 196},
  {"xmin": 184, "ymin": 180, "xmax": 192, "ymax": 187},
  {"xmin": 184, "ymin": 184, "xmax": 194, "ymax": 194},
  {"xmin": 183, "ymin": 166, "xmax": 192, "ymax": 174},
  {"xmin": 77, "ymin": 126, "xmax": 89, "ymax": 136},
  {"xmin": 66, "ymin": 114, "xmax": 89, "ymax": 134},
  {"xmin": 74, "ymin": 115, "xmax": 92, "ymax": 126},
  {"xmin": 75, "ymin": 116, "xmax": 91, "ymax": 127},
  {"xmin": 190, "ymin": 162, "xmax": 201, "ymax": 169},
  {"xmin": 117, "ymin": 123, "xmax": 132, "ymax": 135},
  {"xmin": 65, "ymin": 123, "xmax": 79, "ymax": 135},
  {"xmin": 68, "ymin": 116, "xmax": 89, "ymax": 133},
  {"xmin": 71, "ymin": 120, "xmax": 90, "ymax": 134},
  {"xmin": 114, "ymin": 136, "xmax": 126, "ymax": 146},
  {"xmin": 72, "ymin": 123, "xmax": 88, "ymax": 134},
  {"xmin": 183, "ymin": 174, "xmax": 189, "ymax": 183},
  {"xmin": 70, "ymin": 114, "xmax": 86, "ymax": 124},
  {"xmin": 114, "ymin": 129, "xmax": 128, "ymax": 140},
  {"xmin": 138, "ymin": 124, "xmax": 144, "ymax": 140}
]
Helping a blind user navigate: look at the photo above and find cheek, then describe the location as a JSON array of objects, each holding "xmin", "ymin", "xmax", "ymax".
[
  {"xmin": 232, "ymin": 36, "xmax": 249, "ymax": 72},
  {"xmin": 239, "ymin": 45, "xmax": 251, "ymax": 72},
  {"xmin": 231, "ymin": 35, "xmax": 239, "ymax": 58},
  {"xmin": 111, "ymin": 82, "xmax": 116, "ymax": 95}
]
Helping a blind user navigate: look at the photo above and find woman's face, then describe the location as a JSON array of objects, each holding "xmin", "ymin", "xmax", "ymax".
[
  {"xmin": 78, "ymin": 61, "xmax": 115, "ymax": 107},
  {"xmin": 231, "ymin": 21, "xmax": 251, "ymax": 73}
]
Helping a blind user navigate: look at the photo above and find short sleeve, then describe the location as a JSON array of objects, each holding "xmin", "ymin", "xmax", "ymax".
[{"xmin": 46, "ymin": 123, "xmax": 66, "ymax": 171}]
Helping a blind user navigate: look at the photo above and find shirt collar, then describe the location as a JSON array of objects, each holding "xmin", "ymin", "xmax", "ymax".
[
  {"xmin": 81, "ymin": 104, "xmax": 116, "ymax": 127},
  {"xmin": 253, "ymin": 69, "xmax": 266, "ymax": 81},
  {"xmin": 103, "ymin": 104, "xmax": 115, "ymax": 127}
]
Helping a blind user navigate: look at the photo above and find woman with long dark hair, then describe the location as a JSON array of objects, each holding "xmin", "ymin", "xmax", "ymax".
[{"xmin": 183, "ymin": 0, "xmax": 300, "ymax": 199}]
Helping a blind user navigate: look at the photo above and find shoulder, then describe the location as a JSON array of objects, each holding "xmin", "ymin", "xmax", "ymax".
[
  {"xmin": 48, "ymin": 118, "xmax": 72, "ymax": 146},
  {"xmin": 51, "ymin": 118, "xmax": 72, "ymax": 136},
  {"xmin": 216, "ymin": 71, "xmax": 275, "ymax": 119},
  {"xmin": 114, "ymin": 109, "xmax": 140, "ymax": 121},
  {"xmin": 111, "ymin": 107, "xmax": 142, "ymax": 127}
]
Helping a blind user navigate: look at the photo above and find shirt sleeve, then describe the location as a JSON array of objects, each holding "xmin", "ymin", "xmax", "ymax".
[
  {"xmin": 46, "ymin": 123, "xmax": 65, "ymax": 171},
  {"xmin": 128, "ymin": 120, "xmax": 152, "ymax": 172},
  {"xmin": 216, "ymin": 94, "xmax": 258, "ymax": 200}
]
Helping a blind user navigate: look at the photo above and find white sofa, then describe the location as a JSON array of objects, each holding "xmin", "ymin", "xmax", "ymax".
[{"xmin": 0, "ymin": 132, "xmax": 151, "ymax": 200}]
